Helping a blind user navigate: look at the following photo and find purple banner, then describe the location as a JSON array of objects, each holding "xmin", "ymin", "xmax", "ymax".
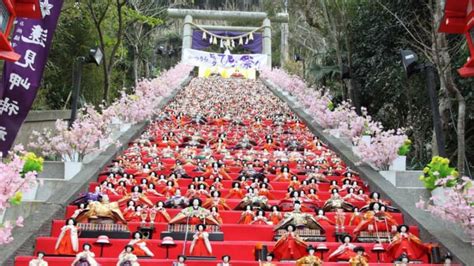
[
  {"xmin": 0, "ymin": 0, "xmax": 64, "ymax": 154},
  {"xmin": 192, "ymin": 30, "xmax": 263, "ymax": 54}
]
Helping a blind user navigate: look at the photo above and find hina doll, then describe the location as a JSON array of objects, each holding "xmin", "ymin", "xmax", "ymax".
[
  {"xmin": 328, "ymin": 180, "xmax": 341, "ymax": 191},
  {"xmin": 155, "ymin": 174, "xmax": 168, "ymax": 188},
  {"xmin": 341, "ymin": 179, "xmax": 353, "ymax": 190},
  {"xmin": 275, "ymin": 201, "xmax": 324, "ymax": 232},
  {"xmin": 353, "ymin": 202, "xmax": 398, "ymax": 238},
  {"xmin": 28, "ymin": 252, "xmax": 48, "ymax": 266},
  {"xmin": 348, "ymin": 246, "xmax": 369, "ymax": 266},
  {"xmin": 204, "ymin": 162, "xmax": 232, "ymax": 180},
  {"xmin": 361, "ymin": 192, "xmax": 399, "ymax": 212},
  {"xmin": 196, "ymin": 183, "xmax": 211, "ymax": 198},
  {"xmin": 139, "ymin": 178, "xmax": 149, "ymax": 191},
  {"xmin": 128, "ymin": 231, "xmax": 154, "ymax": 257},
  {"xmin": 203, "ymin": 191, "xmax": 231, "ymax": 210},
  {"xmin": 258, "ymin": 183, "xmax": 274, "ymax": 200},
  {"xmin": 145, "ymin": 172, "xmax": 159, "ymax": 184},
  {"xmin": 238, "ymin": 176, "xmax": 251, "ymax": 190},
  {"xmin": 394, "ymin": 253, "xmax": 410, "ymax": 265},
  {"xmin": 314, "ymin": 208, "xmax": 335, "ymax": 227},
  {"xmin": 210, "ymin": 206, "xmax": 224, "ymax": 224},
  {"xmin": 295, "ymin": 245, "xmax": 322, "ymax": 266},
  {"xmin": 71, "ymin": 243, "xmax": 98, "ymax": 266},
  {"xmin": 322, "ymin": 189, "xmax": 354, "ymax": 212},
  {"xmin": 238, "ymin": 205, "xmax": 255, "ymax": 224},
  {"xmin": 343, "ymin": 187, "xmax": 366, "ymax": 205},
  {"xmin": 348, "ymin": 207, "xmax": 364, "ymax": 226},
  {"xmin": 117, "ymin": 245, "xmax": 140, "ymax": 266},
  {"xmin": 262, "ymin": 177, "xmax": 274, "ymax": 189},
  {"xmin": 328, "ymin": 234, "xmax": 357, "ymax": 262},
  {"xmin": 443, "ymin": 253, "xmax": 453, "ymax": 266},
  {"xmin": 165, "ymin": 189, "xmax": 189, "ymax": 208},
  {"xmin": 269, "ymin": 205, "xmax": 283, "ymax": 225},
  {"xmin": 284, "ymin": 187, "xmax": 295, "ymax": 199},
  {"xmin": 211, "ymin": 177, "xmax": 225, "ymax": 190},
  {"xmin": 55, "ymin": 218, "xmax": 79, "ymax": 255},
  {"xmin": 169, "ymin": 198, "xmax": 220, "ymax": 225},
  {"xmin": 102, "ymin": 182, "xmax": 119, "ymax": 196},
  {"xmin": 185, "ymin": 184, "xmax": 198, "ymax": 198},
  {"xmin": 76, "ymin": 194, "xmax": 127, "ymax": 224},
  {"xmin": 71, "ymin": 186, "xmax": 102, "ymax": 206},
  {"xmin": 116, "ymin": 181, "xmax": 128, "ymax": 196},
  {"xmin": 190, "ymin": 224, "xmax": 213, "ymax": 256},
  {"xmin": 279, "ymin": 190, "xmax": 314, "ymax": 212},
  {"xmin": 118, "ymin": 186, "xmax": 154, "ymax": 207},
  {"xmin": 71, "ymin": 203, "xmax": 88, "ymax": 220},
  {"xmin": 289, "ymin": 175, "xmax": 301, "ymax": 189},
  {"xmin": 162, "ymin": 181, "xmax": 178, "ymax": 198},
  {"xmin": 274, "ymin": 166, "xmax": 293, "ymax": 182},
  {"xmin": 217, "ymin": 255, "xmax": 232, "ymax": 266},
  {"xmin": 226, "ymin": 182, "xmax": 245, "ymax": 199},
  {"xmin": 123, "ymin": 201, "xmax": 137, "ymax": 222},
  {"xmin": 306, "ymin": 188, "xmax": 319, "ymax": 201},
  {"xmin": 260, "ymin": 253, "xmax": 276, "ymax": 266},
  {"xmin": 251, "ymin": 209, "xmax": 272, "ymax": 225},
  {"xmin": 234, "ymin": 187, "xmax": 269, "ymax": 210},
  {"xmin": 386, "ymin": 225, "xmax": 429, "ymax": 261},
  {"xmin": 150, "ymin": 201, "xmax": 171, "ymax": 223},
  {"xmin": 144, "ymin": 183, "xmax": 164, "ymax": 197},
  {"xmin": 173, "ymin": 255, "xmax": 187, "ymax": 266},
  {"xmin": 272, "ymin": 224, "xmax": 308, "ymax": 260},
  {"xmin": 357, "ymin": 189, "xmax": 369, "ymax": 202}
]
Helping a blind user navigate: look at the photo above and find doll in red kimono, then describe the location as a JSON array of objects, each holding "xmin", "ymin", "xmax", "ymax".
[
  {"xmin": 150, "ymin": 201, "xmax": 171, "ymax": 223},
  {"xmin": 387, "ymin": 225, "xmax": 429, "ymax": 261},
  {"xmin": 328, "ymin": 234, "xmax": 357, "ymax": 262},
  {"xmin": 238, "ymin": 205, "xmax": 255, "ymax": 224},
  {"xmin": 250, "ymin": 209, "xmax": 272, "ymax": 225},
  {"xmin": 226, "ymin": 182, "xmax": 245, "ymax": 199},
  {"xmin": 55, "ymin": 218, "xmax": 79, "ymax": 255},
  {"xmin": 272, "ymin": 224, "xmax": 308, "ymax": 260},
  {"xmin": 190, "ymin": 224, "xmax": 213, "ymax": 256},
  {"xmin": 269, "ymin": 205, "xmax": 283, "ymax": 225},
  {"xmin": 203, "ymin": 191, "xmax": 231, "ymax": 211}
]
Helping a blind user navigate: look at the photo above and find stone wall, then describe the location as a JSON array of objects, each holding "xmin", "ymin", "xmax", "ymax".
[{"xmin": 13, "ymin": 110, "xmax": 71, "ymax": 147}]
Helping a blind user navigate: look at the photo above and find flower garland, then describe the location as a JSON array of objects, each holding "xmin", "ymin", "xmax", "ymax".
[
  {"xmin": 260, "ymin": 67, "xmax": 408, "ymax": 170},
  {"xmin": 416, "ymin": 177, "xmax": 474, "ymax": 244},
  {"xmin": 0, "ymin": 145, "xmax": 43, "ymax": 244},
  {"xmin": 30, "ymin": 63, "xmax": 193, "ymax": 162}
]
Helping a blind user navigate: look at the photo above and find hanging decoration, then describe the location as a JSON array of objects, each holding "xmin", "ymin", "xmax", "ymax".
[{"xmin": 192, "ymin": 22, "xmax": 264, "ymax": 50}]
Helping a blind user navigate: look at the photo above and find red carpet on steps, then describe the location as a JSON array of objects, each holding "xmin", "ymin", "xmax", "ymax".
[{"xmin": 15, "ymin": 77, "xmax": 442, "ymax": 265}]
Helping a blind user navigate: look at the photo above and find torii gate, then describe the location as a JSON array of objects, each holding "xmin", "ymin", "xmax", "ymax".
[{"xmin": 167, "ymin": 8, "xmax": 290, "ymax": 67}]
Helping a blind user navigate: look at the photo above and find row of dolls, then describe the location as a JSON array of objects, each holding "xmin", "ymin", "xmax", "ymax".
[
  {"xmin": 31, "ymin": 243, "xmax": 137, "ymax": 266},
  {"xmin": 267, "ymin": 223, "xmax": 431, "ymax": 263},
  {"xmin": 91, "ymin": 174, "xmax": 382, "ymax": 210},
  {"xmin": 105, "ymin": 153, "xmax": 353, "ymax": 184},
  {"xmin": 46, "ymin": 216, "xmax": 430, "ymax": 264},
  {"xmin": 52, "ymin": 219, "xmax": 218, "ymax": 262},
  {"xmin": 97, "ymin": 171, "xmax": 365, "ymax": 199}
]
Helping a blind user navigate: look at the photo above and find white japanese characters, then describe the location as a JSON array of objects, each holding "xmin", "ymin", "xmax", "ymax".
[{"xmin": 0, "ymin": 98, "xmax": 20, "ymax": 116}]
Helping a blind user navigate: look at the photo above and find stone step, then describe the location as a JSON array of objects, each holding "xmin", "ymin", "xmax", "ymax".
[
  {"xmin": 379, "ymin": 170, "xmax": 425, "ymax": 188},
  {"xmin": 0, "ymin": 200, "xmax": 47, "ymax": 225},
  {"xmin": 32, "ymin": 179, "xmax": 68, "ymax": 202}
]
